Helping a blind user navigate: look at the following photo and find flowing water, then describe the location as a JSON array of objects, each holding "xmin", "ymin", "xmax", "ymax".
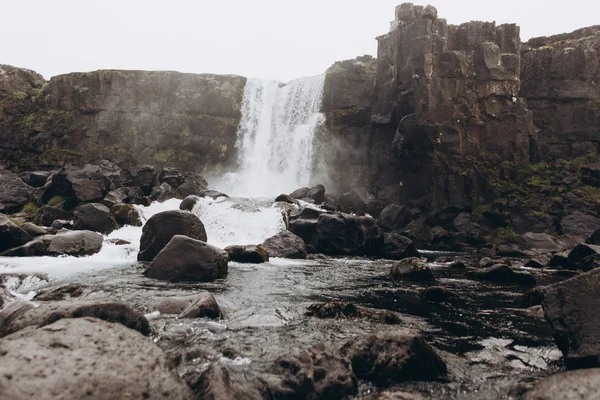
[{"xmin": 214, "ymin": 75, "xmax": 326, "ymax": 197}]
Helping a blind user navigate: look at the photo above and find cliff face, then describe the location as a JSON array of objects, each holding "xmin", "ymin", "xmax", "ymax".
[
  {"xmin": 521, "ymin": 26, "xmax": 600, "ymax": 159},
  {"xmin": 0, "ymin": 67, "xmax": 245, "ymax": 174}
]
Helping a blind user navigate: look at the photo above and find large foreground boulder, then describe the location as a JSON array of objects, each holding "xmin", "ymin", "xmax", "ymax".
[
  {"xmin": 0, "ymin": 172, "xmax": 32, "ymax": 213},
  {"xmin": 1, "ymin": 230, "xmax": 103, "ymax": 257},
  {"xmin": 145, "ymin": 235, "xmax": 227, "ymax": 282},
  {"xmin": 342, "ymin": 331, "xmax": 447, "ymax": 386},
  {"xmin": 542, "ymin": 268, "xmax": 600, "ymax": 369},
  {"xmin": 155, "ymin": 292, "xmax": 220, "ymax": 319},
  {"xmin": 0, "ymin": 214, "xmax": 32, "ymax": 253},
  {"xmin": 138, "ymin": 210, "xmax": 207, "ymax": 261},
  {"xmin": 0, "ymin": 318, "xmax": 193, "ymax": 400},
  {"xmin": 225, "ymin": 245, "xmax": 269, "ymax": 263},
  {"xmin": 73, "ymin": 203, "xmax": 118, "ymax": 234},
  {"xmin": 313, "ymin": 213, "xmax": 383, "ymax": 256},
  {"xmin": 261, "ymin": 230, "xmax": 307, "ymax": 259},
  {"xmin": 42, "ymin": 165, "xmax": 105, "ymax": 205},
  {"xmin": 0, "ymin": 300, "xmax": 149, "ymax": 337},
  {"xmin": 524, "ymin": 368, "xmax": 600, "ymax": 400}
]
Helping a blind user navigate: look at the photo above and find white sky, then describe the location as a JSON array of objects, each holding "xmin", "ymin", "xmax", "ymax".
[{"xmin": 2, "ymin": 0, "xmax": 598, "ymax": 82}]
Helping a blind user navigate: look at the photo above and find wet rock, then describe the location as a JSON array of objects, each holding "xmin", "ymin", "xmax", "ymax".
[
  {"xmin": 0, "ymin": 214, "xmax": 32, "ymax": 253},
  {"xmin": 382, "ymin": 233, "xmax": 420, "ymax": 260},
  {"xmin": 159, "ymin": 167, "xmax": 200, "ymax": 190},
  {"xmin": 588, "ymin": 228, "xmax": 600, "ymax": 245},
  {"xmin": 314, "ymin": 213, "xmax": 383, "ymax": 256},
  {"xmin": 479, "ymin": 257, "xmax": 494, "ymax": 268},
  {"xmin": 34, "ymin": 284, "xmax": 87, "ymax": 301},
  {"xmin": 524, "ymin": 368, "xmax": 600, "ymax": 400},
  {"xmin": 34, "ymin": 205, "xmax": 72, "ymax": 226},
  {"xmin": 431, "ymin": 226, "xmax": 452, "ymax": 246},
  {"xmin": 73, "ymin": 203, "xmax": 118, "ymax": 234},
  {"xmin": 306, "ymin": 302, "xmax": 402, "ymax": 325},
  {"xmin": 274, "ymin": 193, "xmax": 298, "ymax": 204},
  {"xmin": 420, "ymin": 286, "xmax": 458, "ymax": 303},
  {"xmin": 123, "ymin": 164, "xmax": 156, "ymax": 195},
  {"xmin": 42, "ymin": 165, "xmax": 105, "ymax": 205},
  {"xmin": 19, "ymin": 222, "xmax": 47, "ymax": 237},
  {"xmin": 524, "ymin": 255, "xmax": 550, "ymax": 269},
  {"xmin": 549, "ymin": 252, "xmax": 579, "ymax": 270},
  {"xmin": 579, "ymin": 254, "xmax": 600, "ymax": 272},
  {"xmin": 339, "ymin": 187, "xmax": 376, "ymax": 214},
  {"xmin": 0, "ymin": 300, "xmax": 149, "ymax": 337},
  {"xmin": 289, "ymin": 186, "xmax": 310, "ymax": 199},
  {"xmin": 519, "ymin": 232, "xmax": 565, "ymax": 252},
  {"xmin": 399, "ymin": 217, "xmax": 432, "ymax": 247},
  {"xmin": 261, "ymin": 230, "xmax": 307, "ymax": 259},
  {"xmin": 225, "ymin": 245, "xmax": 269, "ymax": 263},
  {"xmin": 568, "ymin": 243, "xmax": 600, "ymax": 264},
  {"xmin": 150, "ymin": 182, "xmax": 175, "ymax": 202},
  {"xmin": 378, "ymin": 204, "xmax": 409, "ymax": 231},
  {"xmin": 0, "ymin": 171, "xmax": 33, "ymax": 213},
  {"xmin": 199, "ymin": 190, "xmax": 229, "ymax": 199},
  {"xmin": 174, "ymin": 177, "xmax": 209, "ymax": 199},
  {"xmin": 430, "ymin": 206, "xmax": 466, "ymax": 226},
  {"xmin": 19, "ymin": 171, "xmax": 51, "ymax": 188},
  {"xmin": 290, "ymin": 206, "xmax": 325, "ymax": 220},
  {"xmin": 390, "ymin": 257, "xmax": 435, "ymax": 282},
  {"xmin": 542, "ymin": 268, "xmax": 600, "ymax": 369},
  {"xmin": 1, "ymin": 230, "xmax": 103, "ymax": 257},
  {"xmin": 127, "ymin": 186, "xmax": 151, "ymax": 206},
  {"xmin": 105, "ymin": 238, "xmax": 131, "ymax": 245},
  {"xmin": 467, "ymin": 264, "xmax": 536, "ymax": 286},
  {"xmin": 0, "ymin": 318, "xmax": 192, "ymax": 400},
  {"xmin": 288, "ymin": 218, "xmax": 318, "ymax": 246},
  {"xmin": 110, "ymin": 203, "xmax": 142, "ymax": 227},
  {"xmin": 193, "ymin": 363, "xmax": 260, "ymax": 400},
  {"xmin": 449, "ymin": 261, "xmax": 467, "ymax": 269},
  {"xmin": 145, "ymin": 235, "xmax": 227, "ymax": 282},
  {"xmin": 155, "ymin": 292, "xmax": 220, "ymax": 319},
  {"xmin": 267, "ymin": 347, "xmax": 357, "ymax": 400},
  {"xmin": 342, "ymin": 331, "xmax": 447, "ymax": 385},
  {"xmin": 138, "ymin": 210, "xmax": 207, "ymax": 262},
  {"xmin": 305, "ymin": 184, "xmax": 326, "ymax": 204},
  {"xmin": 560, "ymin": 212, "xmax": 600, "ymax": 239},
  {"xmin": 180, "ymin": 195, "xmax": 201, "ymax": 211}
]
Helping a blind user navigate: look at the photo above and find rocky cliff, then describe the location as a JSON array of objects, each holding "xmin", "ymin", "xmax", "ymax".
[{"xmin": 0, "ymin": 66, "xmax": 245, "ymax": 174}]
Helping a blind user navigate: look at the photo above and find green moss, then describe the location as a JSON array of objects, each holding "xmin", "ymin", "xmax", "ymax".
[
  {"xmin": 495, "ymin": 227, "xmax": 519, "ymax": 242},
  {"xmin": 180, "ymin": 126, "xmax": 192, "ymax": 137},
  {"xmin": 572, "ymin": 185, "xmax": 600, "ymax": 206},
  {"xmin": 178, "ymin": 151, "xmax": 193, "ymax": 162},
  {"xmin": 220, "ymin": 144, "xmax": 228, "ymax": 158},
  {"xmin": 20, "ymin": 202, "xmax": 40, "ymax": 215},
  {"xmin": 153, "ymin": 149, "xmax": 175, "ymax": 163},
  {"xmin": 10, "ymin": 91, "xmax": 28, "ymax": 100},
  {"xmin": 46, "ymin": 196, "xmax": 65, "ymax": 207}
]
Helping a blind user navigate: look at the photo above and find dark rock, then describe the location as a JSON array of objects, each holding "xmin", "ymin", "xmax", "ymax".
[
  {"xmin": 0, "ymin": 300, "xmax": 149, "ymax": 337},
  {"xmin": 342, "ymin": 331, "xmax": 447, "ymax": 385},
  {"xmin": 288, "ymin": 218, "xmax": 318, "ymax": 246},
  {"xmin": 339, "ymin": 187, "xmax": 376, "ymax": 214},
  {"xmin": 34, "ymin": 284, "xmax": 87, "ymax": 301},
  {"xmin": 105, "ymin": 238, "xmax": 131, "ymax": 246},
  {"xmin": 19, "ymin": 171, "xmax": 51, "ymax": 188},
  {"xmin": 290, "ymin": 207, "xmax": 326, "ymax": 220},
  {"xmin": 198, "ymin": 189, "xmax": 229, "ymax": 200},
  {"xmin": 123, "ymin": 164, "xmax": 156, "ymax": 195},
  {"xmin": 193, "ymin": 364, "xmax": 260, "ymax": 400},
  {"xmin": 0, "ymin": 214, "xmax": 32, "ymax": 253},
  {"xmin": 449, "ymin": 212, "xmax": 487, "ymax": 246},
  {"xmin": 588, "ymin": 229, "xmax": 600, "ymax": 245},
  {"xmin": 154, "ymin": 292, "xmax": 220, "ymax": 319},
  {"xmin": 449, "ymin": 261, "xmax": 467, "ymax": 269},
  {"xmin": 313, "ymin": 213, "xmax": 383, "ymax": 256},
  {"xmin": 479, "ymin": 257, "xmax": 494, "ymax": 268},
  {"xmin": 431, "ymin": 226, "xmax": 452, "ymax": 246},
  {"xmin": 430, "ymin": 206, "xmax": 466, "ymax": 225},
  {"xmin": 261, "ymin": 230, "xmax": 307, "ymax": 259},
  {"xmin": 159, "ymin": 167, "xmax": 199, "ymax": 190},
  {"xmin": 420, "ymin": 286, "xmax": 458, "ymax": 302},
  {"xmin": 34, "ymin": 205, "xmax": 72, "ymax": 226},
  {"xmin": 542, "ymin": 268, "xmax": 600, "ymax": 369},
  {"xmin": 511, "ymin": 210, "xmax": 554, "ymax": 235},
  {"xmin": 18, "ymin": 222, "xmax": 47, "ymax": 237},
  {"xmin": 519, "ymin": 232, "xmax": 565, "ymax": 252},
  {"xmin": 483, "ymin": 210, "xmax": 508, "ymax": 227},
  {"xmin": 180, "ymin": 195, "xmax": 201, "ymax": 211},
  {"xmin": 524, "ymin": 256, "xmax": 550, "ymax": 269},
  {"xmin": 560, "ymin": 212, "xmax": 600, "ymax": 239},
  {"xmin": 496, "ymin": 244, "xmax": 532, "ymax": 258},
  {"xmin": 0, "ymin": 172, "xmax": 32, "ymax": 213},
  {"xmin": 549, "ymin": 253, "xmax": 580, "ymax": 270},
  {"xmin": 399, "ymin": 217, "xmax": 433, "ymax": 247},
  {"xmin": 274, "ymin": 194, "xmax": 298, "ymax": 204},
  {"xmin": 145, "ymin": 235, "xmax": 227, "ymax": 282},
  {"xmin": 150, "ymin": 182, "xmax": 175, "ymax": 202},
  {"xmin": 50, "ymin": 219, "xmax": 73, "ymax": 230},
  {"xmin": 581, "ymin": 163, "xmax": 600, "ymax": 188},
  {"xmin": 267, "ymin": 347, "xmax": 357, "ymax": 400},
  {"xmin": 289, "ymin": 186, "xmax": 310, "ymax": 199},
  {"xmin": 467, "ymin": 264, "xmax": 536, "ymax": 286},
  {"xmin": 568, "ymin": 243, "xmax": 600, "ymax": 264},
  {"xmin": 138, "ymin": 210, "xmax": 207, "ymax": 262},
  {"xmin": 224, "ymin": 245, "xmax": 269, "ymax": 263},
  {"xmin": 523, "ymin": 287, "xmax": 546, "ymax": 307},
  {"xmin": 305, "ymin": 184, "xmax": 326, "ymax": 204},
  {"xmin": 579, "ymin": 254, "xmax": 600, "ymax": 272},
  {"xmin": 1, "ymin": 230, "xmax": 103, "ymax": 257},
  {"xmin": 73, "ymin": 203, "xmax": 118, "ymax": 234},
  {"xmin": 0, "ymin": 318, "xmax": 192, "ymax": 400},
  {"xmin": 378, "ymin": 204, "xmax": 409, "ymax": 231},
  {"xmin": 382, "ymin": 233, "xmax": 420, "ymax": 260},
  {"xmin": 306, "ymin": 302, "xmax": 402, "ymax": 325},
  {"xmin": 173, "ymin": 177, "xmax": 209, "ymax": 199},
  {"xmin": 110, "ymin": 203, "xmax": 142, "ymax": 227},
  {"xmin": 127, "ymin": 186, "xmax": 151, "ymax": 206},
  {"xmin": 524, "ymin": 369, "xmax": 600, "ymax": 400},
  {"xmin": 390, "ymin": 257, "xmax": 435, "ymax": 281},
  {"xmin": 42, "ymin": 165, "xmax": 105, "ymax": 205}
]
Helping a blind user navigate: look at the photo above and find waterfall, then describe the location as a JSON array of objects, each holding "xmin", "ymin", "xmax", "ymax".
[{"xmin": 215, "ymin": 74, "xmax": 326, "ymax": 197}]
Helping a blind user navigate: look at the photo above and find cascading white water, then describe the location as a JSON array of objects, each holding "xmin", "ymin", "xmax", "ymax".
[{"xmin": 215, "ymin": 74, "xmax": 326, "ymax": 197}]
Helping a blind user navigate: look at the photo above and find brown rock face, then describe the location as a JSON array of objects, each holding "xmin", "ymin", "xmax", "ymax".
[{"xmin": 521, "ymin": 26, "xmax": 600, "ymax": 159}]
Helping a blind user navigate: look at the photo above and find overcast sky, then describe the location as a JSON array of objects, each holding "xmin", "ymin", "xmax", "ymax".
[{"xmin": 2, "ymin": 0, "xmax": 598, "ymax": 82}]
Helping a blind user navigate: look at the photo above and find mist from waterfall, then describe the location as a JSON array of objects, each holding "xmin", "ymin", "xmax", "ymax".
[{"xmin": 215, "ymin": 75, "xmax": 326, "ymax": 197}]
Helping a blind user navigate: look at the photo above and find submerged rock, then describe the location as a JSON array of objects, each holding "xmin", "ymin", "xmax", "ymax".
[
  {"xmin": 342, "ymin": 331, "xmax": 447, "ymax": 385},
  {"xmin": 261, "ymin": 230, "xmax": 307, "ymax": 259},
  {"xmin": 467, "ymin": 264, "xmax": 536, "ymax": 286},
  {"xmin": 0, "ymin": 230, "xmax": 103, "ymax": 257},
  {"xmin": 145, "ymin": 235, "xmax": 227, "ymax": 282},
  {"xmin": 306, "ymin": 302, "xmax": 402, "ymax": 325},
  {"xmin": 225, "ymin": 245, "xmax": 269, "ymax": 263},
  {"xmin": 0, "ymin": 318, "xmax": 192, "ymax": 400},
  {"xmin": 155, "ymin": 292, "xmax": 220, "ymax": 319},
  {"xmin": 138, "ymin": 210, "xmax": 207, "ymax": 262},
  {"xmin": 390, "ymin": 257, "xmax": 435, "ymax": 282},
  {"xmin": 73, "ymin": 202, "xmax": 118, "ymax": 234},
  {"xmin": 0, "ymin": 214, "xmax": 32, "ymax": 253}
]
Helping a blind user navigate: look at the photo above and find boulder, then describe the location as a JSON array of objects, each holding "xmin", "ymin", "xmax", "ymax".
[
  {"xmin": 288, "ymin": 218, "xmax": 318, "ymax": 246},
  {"xmin": 154, "ymin": 292, "xmax": 220, "ymax": 319},
  {"xmin": 450, "ymin": 212, "xmax": 486, "ymax": 246},
  {"xmin": 123, "ymin": 164, "xmax": 156, "ymax": 195},
  {"xmin": 342, "ymin": 331, "xmax": 447, "ymax": 385},
  {"xmin": 305, "ymin": 184, "xmax": 326, "ymax": 204},
  {"xmin": 483, "ymin": 210, "xmax": 508, "ymax": 227},
  {"xmin": 138, "ymin": 210, "xmax": 207, "ymax": 262},
  {"xmin": 589, "ymin": 229, "xmax": 600, "ymax": 245},
  {"xmin": 524, "ymin": 368, "xmax": 600, "ymax": 400},
  {"xmin": 560, "ymin": 212, "xmax": 600, "ymax": 239},
  {"xmin": 314, "ymin": 213, "xmax": 383, "ymax": 256},
  {"xmin": 542, "ymin": 268, "xmax": 600, "ymax": 369},
  {"xmin": 581, "ymin": 163, "xmax": 600, "ymax": 188},
  {"xmin": 102, "ymin": 187, "xmax": 130, "ymax": 208},
  {"xmin": 194, "ymin": 364, "xmax": 261, "ymax": 400},
  {"xmin": 339, "ymin": 187, "xmax": 376, "ymax": 214},
  {"xmin": 524, "ymin": 255, "xmax": 550, "ymax": 269},
  {"xmin": 159, "ymin": 167, "xmax": 200, "ymax": 189},
  {"xmin": 225, "ymin": 245, "xmax": 269, "ymax": 263},
  {"xmin": 0, "ymin": 318, "xmax": 193, "ymax": 400},
  {"xmin": 0, "ymin": 214, "xmax": 32, "ymax": 253},
  {"xmin": 261, "ymin": 230, "xmax": 308, "ymax": 259},
  {"xmin": 568, "ymin": 243, "xmax": 600, "ymax": 264},
  {"xmin": 144, "ymin": 235, "xmax": 227, "ymax": 282},
  {"xmin": 34, "ymin": 205, "xmax": 72, "ymax": 226},
  {"xmin": 150, "ymin": 182, "xmax": 175, "ymax": 202},
  {"xmin": 1, "ymin": 230, "xmax": 103, "ymax": 257},
  {"xmin": 0, "ymin": 300, "xmax": 149, "ymax": 337},
  {"xmin": 126, "ymin": 186, "xmax": 151, "ymax": 206},
  {"xmin": 420, "ymin": 286, "xmax": 458, "ymax": 303},
  {"xmin": 467, "ymin": 264, "xmax": 536, "ymax": 286},
  {"xmin": 549, "ymin": 252, "xmax": 580, "ymax": 270},
  {"xmin": 382, "ymin": 233, "xmax": 420, "ymax": 260},
  {"xmin": 50, "ymin": 219, "xmax": 73, "ymax": 230},
  {"xmin": 174, "ymin": 177, "xmax": 209, "ymax": 199},
  {"xmin": 519, "ymin": 232, "xmax": 565, "ymax": 252},
  {"xmin": 0, "ymin": 171, "xmax": 32, "ymax": 213},
  {"xmin": 18, "ymin": 222, "xmax": 47, "ymax": 237},
  {"xmin": 390, "ymin": 257, "xmax": 434, "ymax": 281},
  {"xmin": 289, "ymin": 186, "xmax": 310, "ymax": 199},
  {"xmin": 378, "ymin": 204, "xmax": 409, "ymax": 231},
  {"xmin": 18, "ymin": 171, "xmax": 51, "ymax": 188},
  {"xmin": 429, "ymin": 206, "xmax": 466, "ymax": 225},
  {"xmin": 267, "ymin": 347, "xmax": 357, "ymax": 399},
  {"xmin": 73, "ymin": 203, "xmax": 118, "ymax": 234},
  {"xmin": 110, "ymin": 203, "xmax": 142, "ymax": 227},
  {"xmin": 306, "ymin": 302, "xmax": 401, "ymax": 325},
  {"xmin": 180, "ymin": 195, "xmax": 201, "ymax": 211},
  {"xmin": 274, "ymin": 194, "xmax": 298, "ymax": 204},
  {"xmin": 290, "ymin": 206, "xmax": 326, "ymax": 220},
  {"xmin": 42, "ymin": 165, "xmax": 105, "ymax": 205}
]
